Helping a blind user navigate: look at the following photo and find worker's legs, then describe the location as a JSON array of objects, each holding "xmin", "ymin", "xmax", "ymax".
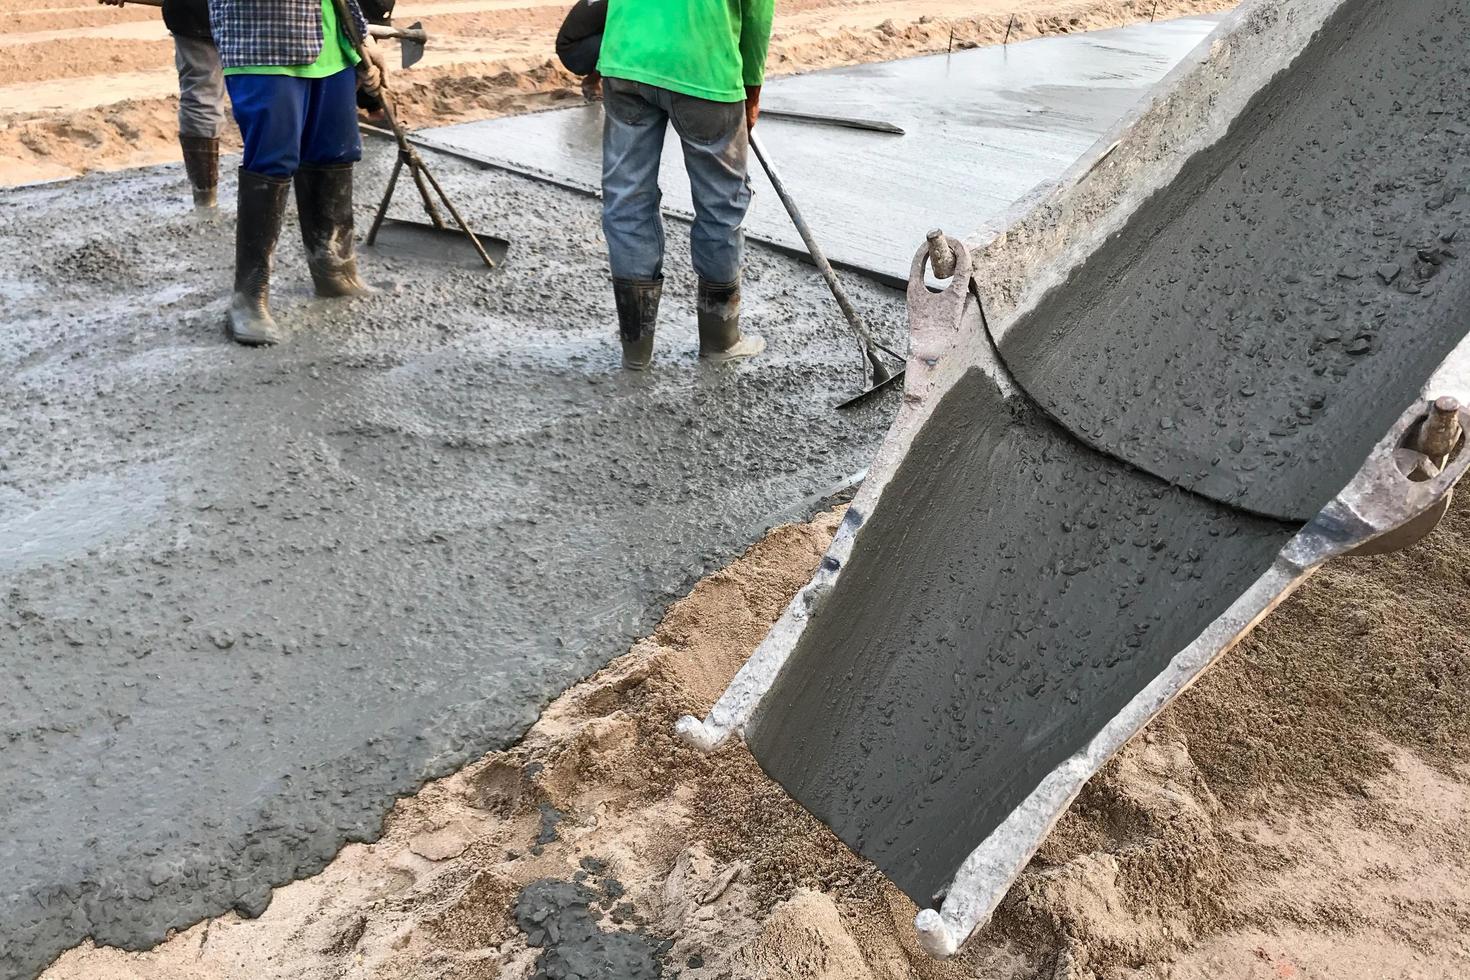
[
  {"xmin": 173, "ymin": 35, "xmax": 225, "ymax": 208},
  {"xmin": 602, "ymin": 78, "xmax": 668, "ymax": 281},
  {"xmin": 668, "ymin": 95, "xmax": 749, "ymax": 285},
  {"xmin": 299, "ymin": 67, "xmax": 364, "ymax": 167},
  {"xmin": 222, "ymin": 74, "xmax": 309, "ymax": 345},
  {"xmin": 294, "ymin": 68, "xmax": 372, "ymax": 298},
  {"xmin": 227, "ymin": 73, "xmax": 310, "ymax": 178},
  {"xmin": 601, "ymin": 77, "xmax": 669, "ymax": 369},
  {"xmin": 668, "ymin": 93, "xmax": 763, "ymax": 361}
]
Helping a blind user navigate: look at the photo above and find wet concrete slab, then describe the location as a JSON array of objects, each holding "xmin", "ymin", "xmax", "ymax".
[
  {"xmin": 421, "ymin": 15, "xmax": 1224, "ymax": 284},
  {"xmin": 0, "ymin": 144, "xmax": 905, "ymax": 978}
]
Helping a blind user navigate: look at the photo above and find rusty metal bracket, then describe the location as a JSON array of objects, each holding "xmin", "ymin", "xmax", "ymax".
[{"xmin": 903, "ymin": 231, "xmax": 974, "ymax": 403}]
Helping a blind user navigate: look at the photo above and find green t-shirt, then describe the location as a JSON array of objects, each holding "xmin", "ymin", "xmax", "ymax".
[
  {"xmin": 223, "ymin": 0, "xmax": 361, "ymax": 78},
  {"xmin": 597, "ymin": 0, "xmax": 775, "ymax": 103}
]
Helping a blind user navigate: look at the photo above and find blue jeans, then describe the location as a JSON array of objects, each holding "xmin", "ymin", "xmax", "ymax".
[
  {"xmin": 600, "ymin": 77, "xmax": 751, "ymax": 284},
  {"xmin": 225, "ymin": 68, "xmax": 361, "ymax": 178}
]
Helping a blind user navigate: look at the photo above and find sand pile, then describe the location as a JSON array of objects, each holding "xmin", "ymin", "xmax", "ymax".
[
  {"xmin": 0, "ymin": 38, "xmax": 174, "ymax": 86},
  {"xmin": 45, "ymin": 492, "xmax": 1470, "ymax": 979}
]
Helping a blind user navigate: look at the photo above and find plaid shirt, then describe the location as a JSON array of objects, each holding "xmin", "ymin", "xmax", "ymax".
[{"xmin": 209, "ymin": 0, "xmax": 369, "ymax": 70}]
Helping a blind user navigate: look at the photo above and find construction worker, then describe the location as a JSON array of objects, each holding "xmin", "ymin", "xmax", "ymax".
[
  {"xmin": 596, "ymin": 0, "xmax": 773, "ymax": 369},
  {"xmin": 98, "ymin": 0, "xmax": 224, "ymax": 208},
  {"xmin": 209, "ymin": 0, "xmax": 390, "ymax": 346}
]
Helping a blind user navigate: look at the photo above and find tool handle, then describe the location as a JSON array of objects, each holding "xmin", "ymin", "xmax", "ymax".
[
  {"xmin": 749, "ymin": 130, "xmax": 885, "ymax": 356},
  {"xmin": 368, "ymin": 24, "xmax": 427, "ymax": 43},
  {"xmin": 329, "ymin": 0, "xmax": 415, "ymax": 156}
]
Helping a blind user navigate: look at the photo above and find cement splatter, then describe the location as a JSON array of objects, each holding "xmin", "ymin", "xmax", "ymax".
[{"xmin": 514, "ymin": 877, "xmax": 664, "ymax": 980}]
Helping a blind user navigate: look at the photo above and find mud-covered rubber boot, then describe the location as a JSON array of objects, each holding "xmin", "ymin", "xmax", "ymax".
[
  {"xmin": 180, "ymin": 135, "xmax": 219, "ymax": 209},
  {"xmin": 613, "ymin": 277, "xmax": 662, "ymax": 370},
  {"xmin": 226, "ymin": 169, "xmax": 291, "ymax": 346},
  {"xmin": 294, "ymin": 162, "xmax": 374, "ymax": 298},
  {"xmin": 697, "ymin": 278, "xmax": 765, "ymax": 362}
]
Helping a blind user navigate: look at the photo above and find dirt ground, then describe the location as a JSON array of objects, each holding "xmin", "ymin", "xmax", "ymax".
[
  {"xmin": 43, "ymin": 489, "xmax": 1470, "ymax": 979},
  {"xmin": 15, "ymin": 0, "xmax": 1470, "ymax": 976},
  {"xmin": 0, "ymin": 0, "xmax": 1235, "ymax": 185}
]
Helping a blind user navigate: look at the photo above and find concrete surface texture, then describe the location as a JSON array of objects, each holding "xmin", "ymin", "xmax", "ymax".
[
  {"xmin": 421, "ymin": 15, "xmax": 1224, "ymax": 285},
  {"xmin": 740, "ymin": 0, "xmax": 1468, "ymax": 917},
  {"xmin": 747, "ymin": 370, "xmax": 1296, "ymax": 904},
  {"xmin": 999, "ymin": 0, "xmax": 1470, "ymax": 521},
  {"xmin": 0, "ymin": 143, "xmax": 904, "ymax": 979}
]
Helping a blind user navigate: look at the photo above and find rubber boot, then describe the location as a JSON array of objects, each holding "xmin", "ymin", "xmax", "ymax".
[
  {"xmin": 180, "ymin": 135, "xmax": 219, "ymax": 209},
  {"xmin": 226, "ymin": 169, "xmax": 291, "ymax": 347},
  {"xmin": 613, "ymin": 277, "xmax": 662, "ymax": 370},
  {"xmin": 294, "ymin": 162, "xmax": 374, "ymax": 298},
  {"xmin": 697, "ymin": 278, "xmax": 765, "ymax": 362}
]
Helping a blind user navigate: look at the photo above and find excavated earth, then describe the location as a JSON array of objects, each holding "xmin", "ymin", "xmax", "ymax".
[{"xmin": 0, "ymin": 141, "xmax": 906, "ymax": 980}]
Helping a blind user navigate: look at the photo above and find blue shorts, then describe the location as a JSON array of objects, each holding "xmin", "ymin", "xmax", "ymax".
[{"xmin": 225, "ymin": 68, "xmax": 361, "ymax": 178}]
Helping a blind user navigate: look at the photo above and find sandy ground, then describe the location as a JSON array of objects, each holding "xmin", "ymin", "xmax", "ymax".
[
  {"xmin": 0, "ymin": 0, "xmax": 1236, "ymax": 185},
  {"xmin": 43, "ymin": 488, "xmax": 1470, "ymax": 980},
  {"xmin": 14, "ymin": 0, "xmax": 1470, "ymax": 976}
]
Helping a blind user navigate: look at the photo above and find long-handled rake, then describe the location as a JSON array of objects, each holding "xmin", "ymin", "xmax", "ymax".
[{"xmin": 749, "ymin": 129, "xmax": 905, "ymax": 409}]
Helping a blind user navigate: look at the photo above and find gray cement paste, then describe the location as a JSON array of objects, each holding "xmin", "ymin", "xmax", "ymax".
[
  {"xmin": 514, "ymin": 875, "xmax": 664, "ymax": 979},
  {"xmin": 746, "ymin": 369, "xmax": 1297, "ymax": 905},
  {"xmin": 422, "ymin": 15, "xmax": 1224, "ymax": 285},
  {"xmin": 0, "ymin": 142, "xmax": 903, "ymax": 978},
  {"xmin": 998, "ymin": 0, "xmax": 1470, "ymax": 521}
]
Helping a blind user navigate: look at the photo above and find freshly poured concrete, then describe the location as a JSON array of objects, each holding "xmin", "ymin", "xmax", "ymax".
[
  {"xmin": 423, "ymin": 15, "xmax": 1224, "ymax": 284},
  {"xmin": 0, "ymin": 147, "xmax": 904, "ymax": 978},
  {"xmin": 1000, "ymin": 0, "xmax": 1470, "ymax": 521},
  {"xmin": 739, "ymin": 0, "xmax": 1469, "ymax": 914}
]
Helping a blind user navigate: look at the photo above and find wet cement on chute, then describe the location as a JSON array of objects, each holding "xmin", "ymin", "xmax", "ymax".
[
  {"xmin": 746, "ymin": 371, "xmax": 1295, "ymax": 904},
  {"xmin": 743, "ymin": 0, "xmax": 1470, "ymax": 905},
  {"xmin": 998, "ymin": 0, "xmax": 1470, "ymax": 522}
]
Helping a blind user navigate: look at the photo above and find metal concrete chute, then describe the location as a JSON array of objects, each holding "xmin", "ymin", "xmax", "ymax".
[{"xmin": 678, "ymin": 0, "xmax": 1470, "ymax": 959}]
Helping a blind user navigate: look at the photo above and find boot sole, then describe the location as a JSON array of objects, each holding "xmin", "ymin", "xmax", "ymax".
[
  {"xmin": 700, "ymin": 336, "xmax": 766, "ymax": 363},
  {"xmin": 226, "ymin": 316, "xmax": 282, "ymax": 347},
  {"xmin": 228, "ymin": 329, "xmax": 281, "ymax": 347},
  {"xmin": 310, "ymin": 276, "xmax": 376, "ymax": 299}
]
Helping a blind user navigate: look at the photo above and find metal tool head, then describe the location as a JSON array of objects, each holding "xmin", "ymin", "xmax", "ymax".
[
  {"xmin": 369, "ymin": 22, "xmax": 428, "ymax": 68},
  {"xmin": 835, "ymin": 351, "xmax": 907, "ymax": 409},
  {"xmin": 398, "ymin": 21, "xmax": 425, "ymax": 69},
  {"xmin": 365, "ymin": 218, "xmax": 509, "ymax": 270}
]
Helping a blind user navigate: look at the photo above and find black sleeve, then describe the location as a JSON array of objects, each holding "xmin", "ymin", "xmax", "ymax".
[
  {"xmin": 555, "ymin": 0, "xmax": 606, "ymax": 75},
  {"xmin": 358, "ymin": 0, "xmax": 395, "ymax": 26},
  {"xmin": 556, "ymin": 0, "xmax": 606, "ymax": 49},
  {"xmin": 162, "ymin": 0, "xmax": 214, "ymax": 41}
]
